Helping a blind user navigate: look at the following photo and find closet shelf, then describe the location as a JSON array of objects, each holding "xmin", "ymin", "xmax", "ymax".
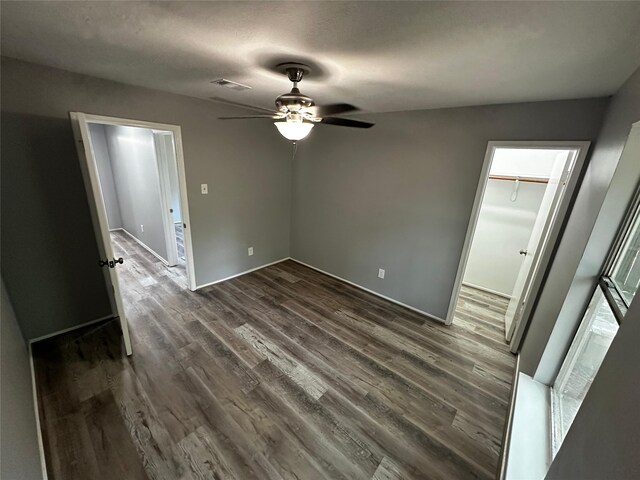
[{"xmin": 488, "ymin": 174, "xmax": 549, "ymax": 184}]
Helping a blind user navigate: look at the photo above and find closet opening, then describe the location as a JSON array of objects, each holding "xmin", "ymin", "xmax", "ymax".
[{"xmin": 447, "ymin": 142, "xmax": 590, "ymax": 351}]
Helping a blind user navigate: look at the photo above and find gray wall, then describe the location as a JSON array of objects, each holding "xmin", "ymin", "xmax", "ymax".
[
  {"xmin": 1, "ymin": 57, "xmax": 291, "ymax": 339},
  {"xmin": 464, "ymin": 179, "xmax": 546, "ymax": 296},
  {"xmin": 521, "ymin": 67, "xmax": 640, "ymax": 378},
  {"xmin": 103, "ymin": 124, "xmax": 168, "ymax": 261},
  {"xmin": 0, "ymin": 110, "xmax": 113, "ymax": 340},
  {"xmin": 1, "ymin": 279, "xmax": 44, "ymax": 480},
  {"xmin": 291, "ymin": 98, "xmax": 609, "ymax": 319},
  {"xmin": 545, "ymin": 289, "xmax": 640, "ymax": 479},
  {"xmin": 89, "ymin": 123, "xmax": 123, "ymax": 229}
]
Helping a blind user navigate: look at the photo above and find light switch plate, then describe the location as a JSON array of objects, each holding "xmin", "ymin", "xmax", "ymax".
[
  {"xmin": 201, "ymin": 184, "xmax": 208, "ymax": 194},
  {"xmin": 378, "ymin": 268, "xmax": 385, "ymax": 279},
  {"xmin": 248, "ymin": 247, "xmax": 254, "ymax": 256}
]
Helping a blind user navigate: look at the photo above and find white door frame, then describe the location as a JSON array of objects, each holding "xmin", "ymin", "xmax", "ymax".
[
  {"xmin": 77, "ymin": 113, "xmax": 197, "ymax": 291},
  {"xmin": 445, "ymin": 141, "xmax": 590, "ymax": 352}
]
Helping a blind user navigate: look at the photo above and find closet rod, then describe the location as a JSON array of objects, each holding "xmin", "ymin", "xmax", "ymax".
[{"xmin": 488, "ymin": 174, "xmax": 548, "ymax": 184}]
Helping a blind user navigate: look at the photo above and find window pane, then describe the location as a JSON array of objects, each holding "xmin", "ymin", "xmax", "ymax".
[
  {"xmin": 551, "ymin": 288, "xmax": 619, "ymax": 454},
  {"xmin": 611, "ymin": 207, "xmax": 640, "ymax": 305}
]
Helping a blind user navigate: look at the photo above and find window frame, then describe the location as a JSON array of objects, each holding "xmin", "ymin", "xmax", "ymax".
[
  {"xmin": 550, "ymin": 180, "xmax": 640, "ymax": 456},
  {"xmin": 601, "ymin": 184, "xmax": 640, "ymax": 313}
]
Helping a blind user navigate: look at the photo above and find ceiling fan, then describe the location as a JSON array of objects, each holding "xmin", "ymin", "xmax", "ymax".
[{"xmin": 218, "ymin": 62, "xmax": 375, "ymax": 141}]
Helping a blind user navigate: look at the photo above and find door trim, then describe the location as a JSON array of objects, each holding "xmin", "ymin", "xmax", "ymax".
[{"xmin": 445, "ymin": 141, "xmax": 590, "ymax": 352}]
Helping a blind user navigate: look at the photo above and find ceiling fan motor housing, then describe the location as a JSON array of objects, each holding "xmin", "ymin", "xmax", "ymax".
[
  {"xmin": 275, "ymin": 88, "xmax": 315, "ymax": 113},
  {"xmin": 275, "ymin": 63, "xmax": 315, "ymax": 113}
]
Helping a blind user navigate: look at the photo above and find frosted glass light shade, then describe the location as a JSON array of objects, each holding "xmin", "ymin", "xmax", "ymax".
[{"xmin": 274, "ymin": 121, "xmax": 313, "ymax": 141}]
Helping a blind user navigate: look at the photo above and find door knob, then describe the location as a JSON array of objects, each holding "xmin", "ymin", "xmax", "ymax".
[
  {"xmin": 109, "ymin": 257, "xmax": 124, "ymax": 268},
  {"xmin": 99, "ymin": 258, "xmax": 124, "ymax": 268},
  {"xmin": 519, "ymin": 249, "xmax": 529, "ymax": 256}
]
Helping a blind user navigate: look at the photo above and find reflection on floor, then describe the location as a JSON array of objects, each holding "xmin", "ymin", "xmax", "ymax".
[
  {"xmin": 111, "ymin": 229, "xmax": 187, "ymax": 289},
  {"xmin": 32, "ymin": 238, "xmax": 516, "ymax": 480},
  {"xmin": 175, "ymin": 222, "xmax": 185, "ymax": 263},
  {"xmin": 454, "ymin": 285, "xmax": 510, "ymax": 345}
]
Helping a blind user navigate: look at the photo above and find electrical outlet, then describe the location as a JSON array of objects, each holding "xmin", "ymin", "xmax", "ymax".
[
  {"xmin": 140, "ymin": 224, "xmax": 144, "ymax": 233},
  {"xmin": 378, "ymin": 268, "xmax": 385, "ymax": 279},
  {"xmin": 201, "ymin": 183, "xmax": 208, "ymax": 194},
  {"xmin": 248, "ymin": 247, "xmax": 254, "ymax": 256}
]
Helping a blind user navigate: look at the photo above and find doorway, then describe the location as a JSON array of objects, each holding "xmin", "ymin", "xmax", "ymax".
[
  {"xmin": 447, "ymin": 142, "xmax": 590, "ymax": 350},
  {"xmin": 70, "ymin": 113, "xmax": 195, "ymax": 355}
]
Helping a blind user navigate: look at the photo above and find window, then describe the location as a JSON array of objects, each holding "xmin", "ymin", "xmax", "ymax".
[
  {"xmin": 551, "ymin": 191, "xmax": 640, "ymax": 455},
  {"xmin": 610, "ymin": 210, "xmax": 640, "ymax": 306},
  {"xmin": 551, "ymin": 288, "xmax": 619, "ymax": 452}
]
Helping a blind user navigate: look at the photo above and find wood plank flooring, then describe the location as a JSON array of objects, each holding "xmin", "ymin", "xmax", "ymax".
[
  {"xmin": 455, "ymin": 285, "xmax": 510, "ymax": 342},
  {"xmin": 32, "ymin": 231, "xmax": 516, "ymax": 480}
]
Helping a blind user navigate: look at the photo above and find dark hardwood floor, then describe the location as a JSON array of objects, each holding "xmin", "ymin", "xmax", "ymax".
[{"xmin": 32, "ymin": 231, "xmax": 515, "ymax": 480}]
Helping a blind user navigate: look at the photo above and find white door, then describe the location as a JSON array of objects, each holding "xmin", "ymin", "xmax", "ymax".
[
  {"xmin": 69, "ymin": 112, "xmax": 133, "ymax": 355},
  {"xmin": 153, "ymin": 132, "xmax": 180, "ymax": 267},
  {"xmin": 505, "ymin": 150, "xmax": 574, "ymax": 341}
]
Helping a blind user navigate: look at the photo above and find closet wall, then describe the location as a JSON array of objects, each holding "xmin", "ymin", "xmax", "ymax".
[{"xmin": 463, "ymin": 179, "xmax": 546, "ymax": 297}]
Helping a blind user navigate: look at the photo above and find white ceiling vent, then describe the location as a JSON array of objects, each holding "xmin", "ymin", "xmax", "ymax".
[{"xmin": 210, "ymin": 78, "xmax": 251, "ymax": 91}]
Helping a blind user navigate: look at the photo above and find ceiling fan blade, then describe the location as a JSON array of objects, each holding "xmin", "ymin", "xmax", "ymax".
[
  {"xmin": 209, "ymin": 96, "xmax": 275, "ymax": 114},
  {"xmin": 320, "ymin": 117, "xmax": 375, "ymax": 128},
  {"xmin": 310, "ymin": 103, "xmax": 359, "ymax": 117},
  {"xmin": 218, "ymin": 115, "xmax": 279, "ymax": 120}
]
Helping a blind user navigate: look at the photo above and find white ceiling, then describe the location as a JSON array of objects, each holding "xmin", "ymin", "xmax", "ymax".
[{"xmin": 2, "ymin": 1, "xmax": 640, "ymax": 113}]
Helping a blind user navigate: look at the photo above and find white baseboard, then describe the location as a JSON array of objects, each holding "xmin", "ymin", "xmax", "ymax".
[
  {"xmin": 195, "ymin": 257, "xmax": 291, "ymax": 290},
  {"xmin": 289, "ymin": 258, "xmax": 446, "ymax": 324},
  {"xmin": 114, "ymin": 228, "xmax": 170, "ymax": 266},
  {"xmin": 462, "ymin": 282, "xmax": 512, "ymax": 300},
  {"xmin": 29, "ymin": 344, "xmax": 48, "ymax": 480},
  {"xmin": 28, "ymin": 314, "xmax": 115, "ymax": 344}
]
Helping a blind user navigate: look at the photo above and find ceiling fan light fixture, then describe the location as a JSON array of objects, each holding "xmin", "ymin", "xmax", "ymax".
[
  {"xmin": 274, "ymin": 120, "xmax": 313, "ymax": 141},
  {"xmin": 217, "ymin": 62, "xmax": 374, "ymax": 134}
]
